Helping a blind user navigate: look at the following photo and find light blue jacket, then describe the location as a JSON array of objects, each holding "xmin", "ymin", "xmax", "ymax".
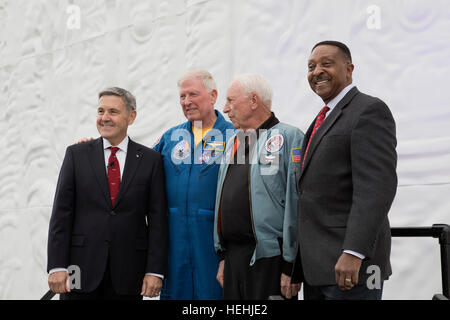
[{"xmin": 214, "ymin": 122, "xmax": 304, "ymax": 265}]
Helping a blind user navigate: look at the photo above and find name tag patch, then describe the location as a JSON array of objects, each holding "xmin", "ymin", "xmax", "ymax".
[{"xmin": 204, "ymin": 140, "xmax": 225, "ymax": 152}]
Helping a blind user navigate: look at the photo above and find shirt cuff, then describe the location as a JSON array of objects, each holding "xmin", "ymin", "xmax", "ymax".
[
  {"xmin": 49, "ymin": 268, "xmax": 68, "ymax": 275},
  {"xmin": 343, "ymin": 250, "xmax": 365, "ymax": 260},
  {"xmin": 146, "ymin": 273, "xmax": 164, "ymax": 280},
  {"xmin": 218, "ymin": 250, "xmax": 226, "ymax": 262},
  {"xmin": 282, "ymin": 260, "xmax": 294, "ymax": 276}
]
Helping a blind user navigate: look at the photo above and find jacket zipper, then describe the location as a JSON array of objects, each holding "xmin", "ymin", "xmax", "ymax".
[{"xmin": 248, "ymin": 152, "xmax": 258, "ymax": 245}]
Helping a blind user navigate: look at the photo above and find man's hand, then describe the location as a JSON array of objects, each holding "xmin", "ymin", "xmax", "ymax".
[
  {"xmin": 216, "ymin": 260, "xmax": 224, "ymax": 288},
  {"xmin": 75, "ymin": 137, "xmax": 94, "ymax": 144},
  {"xmin": 280, "ymin": 273, "xmax": 301, "ymax": 299},
  {"xmin": 48, "ymin": 271, "xmax": 70, "ymax": 294},
  {"xmin": 141, "ymin": 275, "xmax": 163, "ymax": 298},
  {"xmin": 335, "ymin": 252, "xmax": 362, "ymax": 291}
]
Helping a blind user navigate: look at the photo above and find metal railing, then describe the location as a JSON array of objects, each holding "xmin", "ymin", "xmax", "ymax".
[
  {"xmin": 41, "ymin": 290, "xmax": 55, "ymax": 300},
  {"xmin": 41, "ymin": 224, "xmax": 450, "ymax": 300},
  {"xmin": 391, "ymin": 224, "xmax": 449, "ymax": 300}
]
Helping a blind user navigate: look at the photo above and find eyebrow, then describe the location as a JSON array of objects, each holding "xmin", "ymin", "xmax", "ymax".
[
  {"xmin": 180, "ymin": 90, "xmax": 200, "ymax": 94},
  {"xmin": 309, "ymin": 55, "xmax": 336, "ymax": 62},
  {"xmin": 98, "ymin": 106, "xmax": 120, "ymax": 111}
]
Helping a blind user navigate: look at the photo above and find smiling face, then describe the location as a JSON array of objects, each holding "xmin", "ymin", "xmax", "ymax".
[
  {"xmin": 96, "ymin": 95, "xmax": 136, "ymax": 146},
  {"xmin": 307, "ymin": 45, "xmax": 354, "ymax": 104},
  {"xmin": 179, "ymin": 76, "xmax": 217, "ymax": 126}
]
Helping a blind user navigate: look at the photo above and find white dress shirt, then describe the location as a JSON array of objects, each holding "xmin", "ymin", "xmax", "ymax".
[
  {"xmin": 103, "ymin": 137, "xmax": 128, "ymax": 180},
  {"xmin": 50, "ymin": 136, "xmax": 164, "ymax": 279},
  {"xmin": 324, "ymin": 83, "xmax": 355, "ymax": 120},
  {"xmin": 320, "ymin": 83, "xmax": 365, "ymax": 261}
]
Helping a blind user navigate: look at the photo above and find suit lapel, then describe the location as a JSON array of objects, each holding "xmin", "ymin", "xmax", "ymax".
[
  {"xmin": 88, "ymin": 138, "xmax": 112, "ymax": 208},
  {"xmin": 300, "ymin": 87, "xmax": 359, "ymax": 180},
  {"xmin": 297, "ymin": 121, "xmax": 314, "ymax": 186},
  {"xmin": 113, "ymin": 139, "xmax": 142, "ymax": 208}
]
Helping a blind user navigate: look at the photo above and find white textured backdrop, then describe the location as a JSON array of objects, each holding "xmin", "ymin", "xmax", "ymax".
[{"xmin": 1, "ymin": 0, "xmax": 449, "ymax": 300}]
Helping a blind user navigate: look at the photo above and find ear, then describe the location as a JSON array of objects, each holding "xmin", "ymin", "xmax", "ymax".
[
  {"xmin": 346, "ymin": 63, "xmax": 354, "ymax": 80},
  {"xmin": 210, "ymin": 89, "xmax": 218, "ymax": 105},
  {"xmin": 250, "ymin": 93, "xmax": 259, "ymax": 110},
  {"xmin": 128, "ymin": 110, "xmax": 137, "ymax": 125}
]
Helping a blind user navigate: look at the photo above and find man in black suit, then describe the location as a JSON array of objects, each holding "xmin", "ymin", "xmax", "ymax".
[
  {"xmin": 47, "ymin": 87, "xmax": 168, "ymax": 300},
  {"xmin": 291, "ymin": 41, "xmax": 397, "ymax": 300}
]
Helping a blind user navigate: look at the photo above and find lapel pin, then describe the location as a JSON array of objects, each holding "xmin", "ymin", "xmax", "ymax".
[{"xmin": 136, "ymin": 154, "xmax": 140, "ymax": 158}]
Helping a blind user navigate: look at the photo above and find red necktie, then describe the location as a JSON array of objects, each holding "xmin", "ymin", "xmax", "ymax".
[
  {"xmin": 107, "ymin": 147, "xmax": 121, "ymax": 206},
  {"xmin": 301, "ymin": 106, "xmax": 330, "ymax": 169}
]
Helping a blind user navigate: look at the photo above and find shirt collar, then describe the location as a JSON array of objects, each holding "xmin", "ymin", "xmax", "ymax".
[
  {"xmin": 103, "ymin": 136, "xmax": 129, "ymax": 153},
  {"xmin": 326, "ymin": 83, "xmax": 355, "ymax": 111},
  {"xmin": 257, "ymin": 112, "xmax": 279, "ymax": 131}
]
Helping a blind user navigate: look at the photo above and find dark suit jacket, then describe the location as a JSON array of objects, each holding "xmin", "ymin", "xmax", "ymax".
[
  {"xmin": 292, "ymin": 87, "xmax": 397, "ymax": 286},
  {"xmin": 47, "ymin": 137, "xmax": 168, "ymax": 295}
]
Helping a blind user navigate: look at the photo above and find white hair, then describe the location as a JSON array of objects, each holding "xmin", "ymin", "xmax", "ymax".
[
  {"xmin": 232, "ymin": 73, "xmax": 273, "ymax": 109},
  {"xmin": 177, "ymin": 69, "xmax": 217, "ymax": 93}
]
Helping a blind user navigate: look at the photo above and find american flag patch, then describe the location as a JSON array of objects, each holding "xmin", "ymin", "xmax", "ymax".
[{"xmin": 292, "ymin": 148, "xmax": 301, "ymax": 163}]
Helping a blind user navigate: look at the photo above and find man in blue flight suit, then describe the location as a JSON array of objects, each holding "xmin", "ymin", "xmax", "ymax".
[{"xmin": 154, "ymin": 70, "xmax": 234, "ymax": 299}]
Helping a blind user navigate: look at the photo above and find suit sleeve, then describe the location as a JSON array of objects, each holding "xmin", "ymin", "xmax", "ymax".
[
  {"xmin": 145, "ymin": 153, "xmax": 169, "ymax": 275},
  {"xmin": 47, "ymin": 147, "xmax": 76, "ymax": 272},
  {"xmin": 343, "ymin": 101, "xmax": 397, "ymax": 258},
  {"xmin": 281, "ymin": 128, "xmax": 304, "ymax": 273}
]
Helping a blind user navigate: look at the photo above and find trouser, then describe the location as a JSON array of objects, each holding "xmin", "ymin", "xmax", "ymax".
[
  {"xmin": 223, "ymin": 241, "xmax": 296, "ymax": 300},
  {"xmin": 303, "ymin": 282, "xmax": 384, "ymax": 300},
  {"xmin": 60, "ymin": 255, "xmax": 142, "ymax": 301}
]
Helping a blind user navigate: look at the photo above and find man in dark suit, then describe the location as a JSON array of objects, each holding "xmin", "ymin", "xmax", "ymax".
[
  {"xmin": 47, "ymin": 87, "xmax": 168, "ymax": 300},
  {"xmin": 291, "ymin": 41, "xmax": 397, "ymax": 300}
]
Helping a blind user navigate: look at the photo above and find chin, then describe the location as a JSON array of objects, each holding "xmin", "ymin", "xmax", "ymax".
[
  {"xmin": 231, "ymin": 121, "xmax": 239, "ymax": 129},
  {"xmin": 187, "ymin": 115, "xmax": 201, "ymax": 122},
  {"xmin": 314, "ymin": 87, "xmax": 326, "ymax": 95},
  {"xmin": 100, "ymin": 130, "xmax": 115, "ymax": 139},
  {"xmin": 100, "ymin": 134, "xmax": 111, "ymax": 141},
  {"xmin": 315, "ymin": 91, "xmax": 330, "ymax": 102}
]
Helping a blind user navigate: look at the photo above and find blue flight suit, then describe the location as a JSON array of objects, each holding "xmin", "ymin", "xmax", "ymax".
[{"xmin": 154, "ymin": 110, "xmax": 234, "ymax": 299}]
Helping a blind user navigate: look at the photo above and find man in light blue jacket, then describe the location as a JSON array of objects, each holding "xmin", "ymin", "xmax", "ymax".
[{"xmin": 214, "ymin": 74, "xmax": 304, "ymax": 299}]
